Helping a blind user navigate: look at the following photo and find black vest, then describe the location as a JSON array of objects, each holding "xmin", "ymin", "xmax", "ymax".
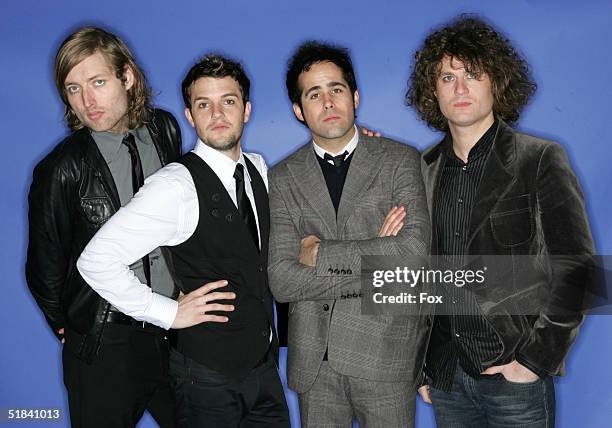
[{"xmin": 168, "ymin": 152, "xmax": 277, "ymax": 378}]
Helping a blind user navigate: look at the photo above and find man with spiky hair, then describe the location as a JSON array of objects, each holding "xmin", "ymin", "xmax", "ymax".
[
  {"xmin": 407, "ymin": 15, "xmax": 594, "ymax": 427},
  {"xmin": 26, "ymin": 27, "xmax": 185, "ymax": 427},
  {"xmin": 78, "ymin": 54, "xmax": 290, "ymax": 427}
]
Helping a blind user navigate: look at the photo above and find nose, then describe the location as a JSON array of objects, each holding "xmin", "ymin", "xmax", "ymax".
[
  {"xmin": 82, "ymin": 87, "xmax": 96, "ymax": 108},
  {"xmin": 454, "ymin": 77, "xmax": 468, "ymax": 95},
  {"xmin": 211, "ymin": 103, "xmax": 223, "ymax": 118},
  {"xmin": 323, "ymin": 93, "xmax": 334, "ymax": 110}
]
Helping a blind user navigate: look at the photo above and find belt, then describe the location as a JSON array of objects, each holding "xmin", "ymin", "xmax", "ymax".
[{"xmin": 105, "ymin": 310, "xmax": 163, "ymax": 331}]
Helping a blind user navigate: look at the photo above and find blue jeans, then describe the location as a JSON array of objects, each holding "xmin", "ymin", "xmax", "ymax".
[{"xmin": 429, "ymin": 364, "xmax": 555, "ymax": 428}]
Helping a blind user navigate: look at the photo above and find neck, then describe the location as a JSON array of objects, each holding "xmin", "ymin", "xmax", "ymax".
[
  {"xmin": 449, "ymin": 113, "xmax": 494, "ymax": 163},
  {"xmin": 220, "ymin": 144, "xmax": 241, "ymax": 162},
  {"xmin": 313, "ymin": 125, "xmax": 356, "ymax": 154}
]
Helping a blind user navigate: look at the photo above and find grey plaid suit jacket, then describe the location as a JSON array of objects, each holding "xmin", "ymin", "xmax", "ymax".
[{"xmin": 268, "ymin": 132, "xmax": 432, "ymax": 393}]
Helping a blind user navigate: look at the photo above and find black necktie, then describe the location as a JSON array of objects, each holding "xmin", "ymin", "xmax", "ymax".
[
  {"xmin": 233, "ymin": 163, "xmax": 259, "ymax": 250},
  {"xmin": 324, "ymin": 150, "xmax": 349, "ymax": 167},
  {"xmin": 121, "ymin": 133, "xmax": 151, "ymax": 287}
]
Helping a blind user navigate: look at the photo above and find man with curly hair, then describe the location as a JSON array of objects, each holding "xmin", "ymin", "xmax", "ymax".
[{"xmin": 406, "ymin": 15, "xmax": 594, "ymax": 427}]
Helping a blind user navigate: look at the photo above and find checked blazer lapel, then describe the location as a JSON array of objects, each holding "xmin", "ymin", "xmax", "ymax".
[
  {"xmin": 336, "ymin": 134, "xmax": 385, "ymax": 238},
  {"xmin": 286, "ymin": 145, "xmax": 338, "ymax": 238}
]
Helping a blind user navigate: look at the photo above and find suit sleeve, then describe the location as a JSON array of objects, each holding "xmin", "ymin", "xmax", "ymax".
[
  {"xmin": 316, "ymin": 147, "xmax": 430, "ymax": 276},
  {"xmin": 516, "ymin": 142, "xmax": 595, "ymax": 376},
  {"xmin": 25, "ymin": 157, "xmax": 72, "ymax": 338},
  {"xmin": 268, "ymin": 147, "xmax": 430, "ymax": 302}
]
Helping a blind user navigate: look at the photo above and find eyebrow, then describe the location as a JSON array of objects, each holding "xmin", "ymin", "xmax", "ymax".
[
  {"xmin": 64, "ymin": 73, "xmax": 107, "ymax": 87},
  {"xmin": 192, "ymin": 92, "xmax": 240, "ymax": 103},
  {"xmin": 303, "ymin": 81, "xmax": 348, "ymax": 98}
]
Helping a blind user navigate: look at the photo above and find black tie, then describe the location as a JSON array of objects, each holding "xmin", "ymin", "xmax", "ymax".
[
  {"xmin": 121, "ymin": 133, "xmax": 151, "ymax": 287},
  {"xmin": 324, "ymin": 150, "xmax": 349, "ymax": 167},
  {"xmin": 233, "ymin": 163, "xmax": 259, "ymax": 251}
]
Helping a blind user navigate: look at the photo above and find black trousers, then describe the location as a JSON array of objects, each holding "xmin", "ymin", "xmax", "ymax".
[
  {"xmin": 169, "ymin": 348, "xmax": 290, "ymax": 428},
  {"xmin": 62, "ymin": 323, "xmax": 176, "ymax": 428}
]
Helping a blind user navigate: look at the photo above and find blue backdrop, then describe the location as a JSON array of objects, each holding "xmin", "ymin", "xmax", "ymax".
[{"xmin": 1, "ymin": 0, "xmax": 611, "ymax": 426}]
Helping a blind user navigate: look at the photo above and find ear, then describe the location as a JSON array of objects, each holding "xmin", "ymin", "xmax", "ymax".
[
  {"xmin": 184, "ymin": 107, "xmax": 195, "ymax": 128},
  {"xmin": 292, "ymin": 103, "xmax": 304, "ymax": 122},
  {"xmin": 122, "ymin": 65, "xmax": 135, "ymax": 91},
  {"xmin": 243, "ymin": 101, "xmax": 252, "ymax": 124},
  {"xmin": 353, "ymin": 90, "xmax": 360, "ymax": 109}
]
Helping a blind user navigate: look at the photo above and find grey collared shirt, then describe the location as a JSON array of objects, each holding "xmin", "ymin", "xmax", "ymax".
[{"xmin": 91, "ymin": 127, "xmax": 175, "ymax": 298}]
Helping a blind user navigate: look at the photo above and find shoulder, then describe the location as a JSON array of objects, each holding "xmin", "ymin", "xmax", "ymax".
[
  {"xmin": 149, "ymin": 108, "xmax": 179, "ymax": 129},
  {"xmin": 32, "ymin": 129, "xmax": 91, "ymax": 180},
  {"xmin": 269, "ymin": 142, "xmax": 311, "ymax": 178},
  {"xmin": 360, "ymin": 133, "xmax": 421, "ymax": 162},
  {"xmin": 244, "ymin": 151, "xmax": 268, "ymax": 173}
]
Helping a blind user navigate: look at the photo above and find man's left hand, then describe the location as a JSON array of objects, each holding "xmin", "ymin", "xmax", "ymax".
[
  {"xmin": 299, "ymin": 235, "xmax": 320, "ymax": 267},
  {"xmin": 481, "ymin": 360, "xmax": 539, "ymax": 383}
]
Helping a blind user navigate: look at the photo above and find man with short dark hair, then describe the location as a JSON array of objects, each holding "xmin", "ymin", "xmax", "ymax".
[
  {"xmin": 407, "ymin": 16, "xmax": 595, "ymax": 427},
  {"xmin": 78, "ymin": 54, "xmax": 290, "ymax": 428},
  {"xmin": 268, "ymin": 41, "xmax": 431, "ymax": 427},
  {"xmin": 26, "ymin": 26, "xmax": 184, "ymax": 427}
]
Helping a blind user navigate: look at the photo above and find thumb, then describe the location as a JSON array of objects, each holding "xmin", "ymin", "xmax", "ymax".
[{"xmin": 481, "ymin": 365, "xmax": 502, "ymax": 375}]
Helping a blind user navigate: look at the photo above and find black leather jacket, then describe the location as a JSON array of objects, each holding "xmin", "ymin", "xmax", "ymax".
[{"xmin": 26, "ymin": 109, "xmax": 181, "ymax": 362}]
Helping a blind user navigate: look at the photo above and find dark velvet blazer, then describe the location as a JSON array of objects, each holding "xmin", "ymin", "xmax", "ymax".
[{"xmin": 421, "ymin": 119, "xmax": 595, "ymax": 377}]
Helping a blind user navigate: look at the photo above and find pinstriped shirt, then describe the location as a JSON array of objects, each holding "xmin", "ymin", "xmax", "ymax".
[{"xmin": 431, "ymin": 118, "xmax": 505, "ymax": 391}]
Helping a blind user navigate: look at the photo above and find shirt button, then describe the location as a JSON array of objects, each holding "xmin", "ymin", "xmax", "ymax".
[
  {"xmin": 454, "ymin": 231, "xmax": 460, "ymax": 237},
  {"xmin": 323, "ymin": 304, "xmax": 330, "ymax": 311},
  {"xmin": 462, "ymin": 165, "xmax": 467, "ymax": 171},
  {"xmin": 458, "ymin": 197, "xmax": 463, "ymax": 204},
  {"xmin": 455, "ymin": 333, "xmax": 461, "ymax": 338}
]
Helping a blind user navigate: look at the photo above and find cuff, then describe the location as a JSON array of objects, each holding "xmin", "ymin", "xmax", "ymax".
[
  {"xmin": 515, "ymin": 354, "xmax": 548, "ymax": 379},
  {"xmin": 146, "ymin": 294, "xmax": 179, "ymax": 330}
]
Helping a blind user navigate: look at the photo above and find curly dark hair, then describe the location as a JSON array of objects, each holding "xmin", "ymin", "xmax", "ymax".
[
  {"xmin": 286, "ymin": 41, "xmax": 357, "ymax": 107},
  {"xmin": 182, "ymin": 54, "xmax": 250, "ymax": 109},
  {"xmin": 406, "ymin": 15, "xmax": 536, "ymax": 131}
]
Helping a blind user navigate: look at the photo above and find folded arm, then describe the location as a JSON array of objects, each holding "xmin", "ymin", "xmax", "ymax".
[{"xmin": 269, "ymin": 149, "xmax": 430, "ymax": 302}]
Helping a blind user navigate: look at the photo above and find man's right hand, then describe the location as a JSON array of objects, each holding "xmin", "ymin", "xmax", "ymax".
[
  {"xmin": 418, "ymin": 385, "xmax": 432, "ymax": 404},
  {"xmin": 171, "ymin": 280, "xmax": 235, "ymax": 329}
]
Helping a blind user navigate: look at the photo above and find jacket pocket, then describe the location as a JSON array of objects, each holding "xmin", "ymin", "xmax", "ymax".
[
  {"xmin": 490, "ymin": 195, "xmax": 534, "ymax": 247},
  {"xmin": 80, "ymin": 197, "xmax": 113, "ymax": 225}
]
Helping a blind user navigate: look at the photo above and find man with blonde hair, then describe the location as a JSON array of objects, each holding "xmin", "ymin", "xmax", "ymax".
[{"xmin": 26, "ymin": 27, "xmax": 195, "ymax": 427}]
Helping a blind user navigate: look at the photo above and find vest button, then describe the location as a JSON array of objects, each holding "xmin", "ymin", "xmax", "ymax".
[
  {"xmin": 323, "ymin": 304, "xmax": 329, "ymax": 311},
  {"xmin": 225, "ymin": 213, "xmax": 234, "ymax": 222},
  {"xmin": 211, "ymin": 209, "xmax": 220, "ymax": 218},
  {"xmin": 211, "ymin": 193, "xmax": 221, "ymax": 202}
]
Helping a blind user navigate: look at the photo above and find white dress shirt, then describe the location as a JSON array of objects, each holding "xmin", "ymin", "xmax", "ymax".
[
  {"xmin": 312, "ymin": 124, "xmax": 359, "ymax": 163},
  {"xmin": 77, "ymin": 140, "xmax": 268, "ymax": 330}
]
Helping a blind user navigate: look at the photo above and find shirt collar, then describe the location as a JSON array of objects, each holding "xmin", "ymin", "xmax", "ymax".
[
  {"xmin": 312, "ymin": 125, "xmax": 359, "ymax": 163},
  {"xmin": 90, "ymin": 127, "xmax": 151, "ymax": 161},
  {"xmin": 442, "ymin": 116, "xmax": 498, "ymax": 163},
  {"xmin": 192, "ymin": 140, "xmax": 251, "ymax": 186}
]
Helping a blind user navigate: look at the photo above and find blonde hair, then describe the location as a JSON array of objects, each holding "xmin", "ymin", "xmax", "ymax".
[{"xmin": 54, "ymin": 27, "xmax": 152, "ymax": 130}]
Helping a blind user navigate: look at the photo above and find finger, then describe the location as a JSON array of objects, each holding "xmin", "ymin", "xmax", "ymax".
[
  {"xmin": 203, "ymin": 303, "xmax": 235, "ymax": 313},
  {"xmin": 194, "ymin": 280, "xmax": 229, "ymax": 296},
  {"xmin": 390, "ymin": 221, "xmax": 404, "ymax": 236},
  {"xmin": 380, "ymin": 208, "xmax": 406, "ymax": 236},
  {"xmin": 379, "ymin": 206, "xmax": 398, "ymax": 236},
  {"xmin": 201, "ymin": 291, "xmax": 236, "ymax": 303},
  {"xmin": 201, "ymin": 314, "xmax": 230, "ymax": 323}
]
